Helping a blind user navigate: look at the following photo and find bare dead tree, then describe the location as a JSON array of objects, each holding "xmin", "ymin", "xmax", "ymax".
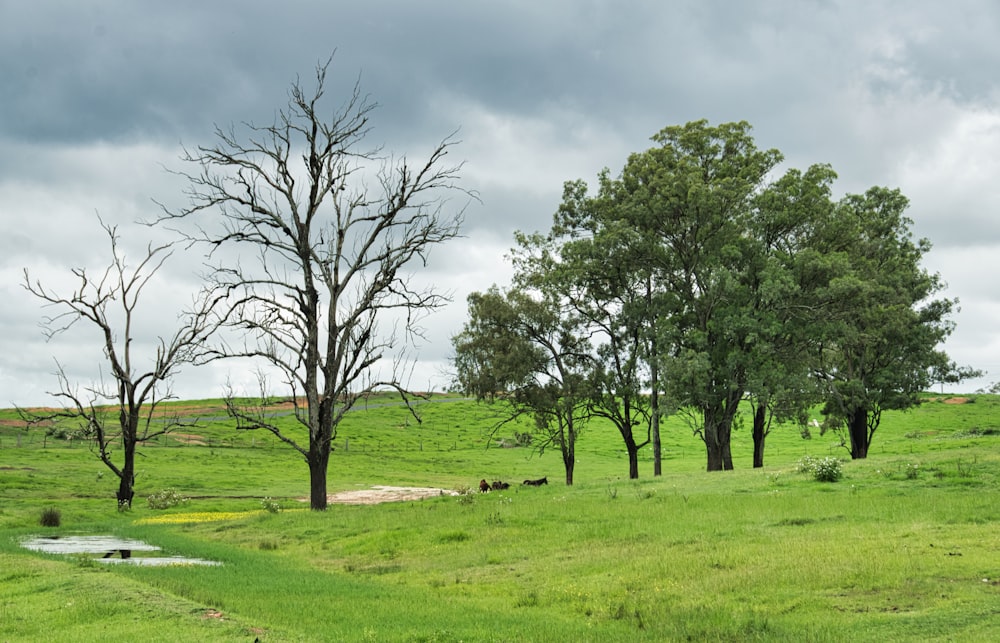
[
  {"xmin": 21, "ymin": 219, "xmax": 221, "ymax": 509},
  {"xmin": 160, "ymin": 56, "xmax": 471, "ymax": 510}
]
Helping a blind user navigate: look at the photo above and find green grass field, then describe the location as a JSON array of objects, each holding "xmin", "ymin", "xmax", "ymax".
[{"xmin": 1, "ymin": 393, "xmax": 998, "ymax": 641}]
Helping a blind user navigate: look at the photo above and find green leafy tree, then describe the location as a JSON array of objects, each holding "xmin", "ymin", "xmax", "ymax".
[
  {"xmin": 742, "ymin": 164, "xmax": 839, "ymax": 467},
  {"xmin": 452, "ymin": 284, "xmax": 591, "ymax": 484},
  {"xmin": 813, "ymin": 187, "xmax": 973, "ymax": 459},
  {"xmin": 583, "ymin": 121, "xmax": 783, "ymax": 471},
  {"xmin": 542, "ymin": 184, "xmax": 656, "ymax": 479}
]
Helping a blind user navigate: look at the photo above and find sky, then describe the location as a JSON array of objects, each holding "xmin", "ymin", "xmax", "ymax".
[{"xmin": 2, "ymin": 0, "xmax": 999, "ymax": 406}]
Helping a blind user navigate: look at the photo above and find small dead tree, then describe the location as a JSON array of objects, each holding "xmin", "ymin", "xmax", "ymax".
[
  {"xmin": 21, "ymin": 220, "xmax": 220, "ymax": 509},
  {"xmin": 161, "ymin": 57, "xmax": 470, "ymax": 510}
]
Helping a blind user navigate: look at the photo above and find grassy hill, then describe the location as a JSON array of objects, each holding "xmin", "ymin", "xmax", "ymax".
[{"xmin": 1, "ymin": 393, "xmax": 998, "ymax": 641}]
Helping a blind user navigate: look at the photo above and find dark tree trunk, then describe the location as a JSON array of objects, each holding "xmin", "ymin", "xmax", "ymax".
[
  {"xmin": 847, "ymin": 407, "xmax": 869, "ymax": 459},
  {"xmin": 704, "ymin": 406, "xmax": 726, "ymax": 471},
  {"xmin": 651, "ymin": 386, "xmax": 662, "ymax": 477},
  {"xmin": 705, "ymin": 426, "xmax": 724, "ymax": 472},
  {"xmin": 562, "ymin": 424, "xmax": 576, "ymax": 486},
  {"xmin": 704, "ymin": 400, "xmax": 738, "ymax": 471},
  {"xmin": 116, "ymin": 410, "xmax": 138, "ymax": 509},
  {"xmin": 117, "ymin": 441, "xmax": 136, "ymax": 510},
  {"xmin": 752, "ymin": 403, "xmax": 766, "ymax": 468},
  {"xmin": 308, "ymin": 441, "xmax": 332, "ymax": 510},
  {"xmin": 624, "ymin": 436, "xmax": 640, "ymax": 479}
]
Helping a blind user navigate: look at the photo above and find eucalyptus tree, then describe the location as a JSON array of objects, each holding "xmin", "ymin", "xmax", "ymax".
[
  {"xmin": 812, "ymin": 187, "xmax": 973, "ymax": 459},
  {"xmin": 544, "ymin": 182, "xmax": 656, "ymax": 479},
  {"xmin": 452, "ymin": 282, "xmax": 591, "ymax": 485},
  {"xmin": 162, "ymin": 58, "xmax": 468, "ymax": 509},
  {"xmin": 741, "ymin": 164, "xmax": 839, "ymax": 467},
  {"xmin": 21, "ymin": 220, "xmax": 219, "ymax": 509},
  {"xmin": 586, "ymin": 121, "xmax": 785, "ymax": 471}
]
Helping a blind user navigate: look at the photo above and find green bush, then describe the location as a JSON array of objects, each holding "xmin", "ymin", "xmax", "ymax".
[
  {"xmin": 39, "ymin": 507, "xmax": 61, "ymax": 527},
  {"xmin": 261, "ymin": 497, "xmax": 282, "ymax": 513}
]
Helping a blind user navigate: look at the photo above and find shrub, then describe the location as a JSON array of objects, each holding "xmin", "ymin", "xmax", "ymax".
[
  {"xmin": 261, "ymin": 497, "xmax": 282, "ymax": 513},
  {"xmin": 812, "ymin": 457, "xmax": 843, "ymax": 482},
  {"xmin": 795, "ymin": 455, "xmax": 818, "ymax": 474},
  {"xmin": 797, "ymin": 455, "xmax": 843, "ymax": 482},
  {"xmin": 39, "ymin": 507, "xmax": 61, "ymax": 527},
  {"xmin": 147, "ymin": 488, "xmax": 189, "ymax": 510}
]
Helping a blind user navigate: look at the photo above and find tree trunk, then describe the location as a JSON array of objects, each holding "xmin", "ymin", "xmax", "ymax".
[
  {"xmin": 704, "ymin": 407, "xmax": 724, "ymax": 471},
  {"xmin": 308, "ymin": 442, "xmax": 332, "ymax": 510},
  {"xmin": 562, "ymin": 424, "xmax": 575, "ymax": 486},
  {"xmin": 706, "ymin": 441, "xmax": 724, "ymax": 471},
  {"xmin": 847, "ymin": 407, "xmax": 869, "ymax": 459},
  {"xmin": 704, "ymin": 403, "xmax": 737, "ymax": 471},
  {"xmin": 117, "ymin": 440, "xmax": 136, "ymax": 510},
  {"xmin": 625, "ymin": 436, "xmax": 640, "ymax": 479},
  {"xmin": 752, "ymin": 403, "xmax": 766, "ymax": 468},
  {"xmin": 651, "ymin": 387, "xmax": 662, "ymax": 477}
]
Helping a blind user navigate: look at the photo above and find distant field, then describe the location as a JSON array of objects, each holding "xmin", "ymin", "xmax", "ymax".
[{"xmin": 1, "ymin": 393, "xmax": 998, "ymax": 641}]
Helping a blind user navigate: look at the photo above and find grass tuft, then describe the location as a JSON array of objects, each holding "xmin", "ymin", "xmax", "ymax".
[{"xmin": 39, "ymin": 507, "xmax": 61, "ymax": 528}]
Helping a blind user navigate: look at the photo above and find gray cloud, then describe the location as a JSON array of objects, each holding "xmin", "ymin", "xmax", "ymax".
[{"xmin": 3, "ymin": 0, "xmax": 999, "ymax": 405}]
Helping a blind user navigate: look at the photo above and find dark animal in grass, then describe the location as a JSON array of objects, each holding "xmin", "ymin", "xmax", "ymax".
[
  {"xmin": 479, "ymin": 479, "xmax": 491, "ymax": 493},
  {"xmin": 491, "ymin": 480, "xmax": 510, "ymax": 490},
  {"xmin": 523, "ymin": 477, "xmax": 548, "ymax": 486}
]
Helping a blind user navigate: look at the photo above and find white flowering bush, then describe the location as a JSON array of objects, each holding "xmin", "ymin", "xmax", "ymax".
[
  {"xmin": 795, "ymin": 455, "xmax": 819, "ymax": 474},
  {"xmin": 147, "ymin": 488, "xmax": 189, "ymax": 510},
  {"xmin": 796, "ymin": 455, "xmax": 843, "ymax": 482}
]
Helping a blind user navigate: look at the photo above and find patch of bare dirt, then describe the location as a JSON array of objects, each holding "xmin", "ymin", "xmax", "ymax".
[
  {"xmin": 942, "ymin": 397, "xmax": 970, "ymax": 404},
  {"xmin": 171, "ymin": 433, "xmax": 207, "ymax": 445},
  {"xmin": 322, "ymin": 485, "xmax": 460, "ymax": 505}
]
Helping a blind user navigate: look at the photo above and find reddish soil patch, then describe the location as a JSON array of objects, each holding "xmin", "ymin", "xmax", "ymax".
[{"xmin": 942, "ymin": 397, "xmax": 970, "ymax": 404}]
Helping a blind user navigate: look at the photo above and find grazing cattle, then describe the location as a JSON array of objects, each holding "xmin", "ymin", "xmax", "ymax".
[
  {"xmin": 491, "ymin": 480, "xmax": 510, "ymax": 490},
  {"xmin": 522, "ymin": 477, "xmax": 548, "ymax": 486},
  {"xmin": 479, "ymin": 479, "xmax": 491, "ymax": 493}
]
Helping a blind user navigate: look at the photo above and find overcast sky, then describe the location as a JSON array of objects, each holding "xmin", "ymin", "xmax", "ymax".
[{"xmin": 2, "ymin": 0, "xmax": 998, "ymax": 406}]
